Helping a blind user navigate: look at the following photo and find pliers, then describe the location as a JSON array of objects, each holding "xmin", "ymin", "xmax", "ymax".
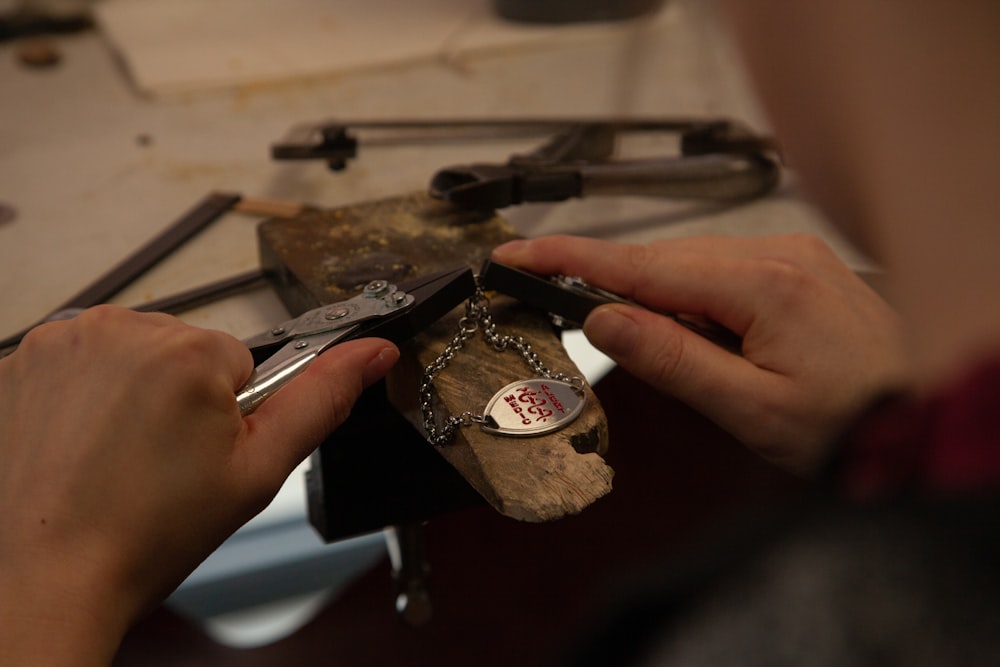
[
  {"xmin": 430, "ymin": 120, "xmax": 781, "ymax": 210},
  {"xmin": 479, "ymin": 259, "xmax": 743, "ymax": 352},
  {"xmin": 238, "ymin": 266, "xmax": 475, "ymax": 415},
  {"xmin": 238, "ymin": 255, "xmax": 740, "ymax": 415}
]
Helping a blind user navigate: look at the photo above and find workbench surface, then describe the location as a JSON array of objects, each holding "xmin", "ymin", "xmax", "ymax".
[{"xmin": 0, "ymin": 0, "xmax": 865, "ymax": 341}]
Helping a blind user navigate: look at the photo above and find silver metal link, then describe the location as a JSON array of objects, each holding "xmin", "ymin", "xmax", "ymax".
[{"xmin": 420, "ymin": 284, "xmax": 582, "ymax": 446}]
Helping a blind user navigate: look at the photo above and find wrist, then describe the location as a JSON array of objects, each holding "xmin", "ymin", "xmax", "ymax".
[{"xmin": 0, "ymin": 540, "xmax": 134, "ymax": 665}]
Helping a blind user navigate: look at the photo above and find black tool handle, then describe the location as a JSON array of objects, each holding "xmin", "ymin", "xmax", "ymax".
[
  {"xmin": 479, "ymin": 259, "xmax": 600, "ymax": 327},
  {"xmin": 480, "ymin": 259, "xmax": 742, "ymax": 352}
]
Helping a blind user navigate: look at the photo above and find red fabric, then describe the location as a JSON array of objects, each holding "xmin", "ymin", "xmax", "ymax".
[{"xmin": 840, "ymin": 355, "xmax": 1000, "ymax": 501}]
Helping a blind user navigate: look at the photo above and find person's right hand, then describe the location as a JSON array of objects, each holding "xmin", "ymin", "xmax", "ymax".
[
  {"xmin": 492, "ymin": 234, "xmax": 910, "ymax": 473},
  {"xmin": 0, "ymin": 305, "xmax": 398, "ymax": 664}
]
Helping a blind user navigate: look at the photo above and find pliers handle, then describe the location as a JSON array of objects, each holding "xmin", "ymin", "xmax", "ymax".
[{"xmin": 479, "ymin": 259, "xmax": 742, "ymax": 352}]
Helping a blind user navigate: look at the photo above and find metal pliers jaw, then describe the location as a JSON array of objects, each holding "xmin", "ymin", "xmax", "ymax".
[
  {"xmin": 237, "ymin": 280, "xmax": 413, "ymax": 415},
  {"xmin": 237, "ymin": 267, "xmax": 476, "ymax": 416}
]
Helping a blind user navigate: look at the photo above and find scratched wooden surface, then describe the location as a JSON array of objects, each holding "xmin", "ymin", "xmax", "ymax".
[{"xmin": 257, "ymin": 191, "xmax": 612, "ymax": 523}]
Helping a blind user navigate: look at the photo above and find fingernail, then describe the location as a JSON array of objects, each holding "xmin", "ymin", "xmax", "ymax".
[
  {"xmin": 363, "ymin": 346, "xmax": 400, "ymax": 387},
  {"xmin": 583, "ymin": 306, "xmax": 639, "ymax": 360},
  {"xmin": 491, "ymin": 239, "xmax": 529, "ymax": 261}
]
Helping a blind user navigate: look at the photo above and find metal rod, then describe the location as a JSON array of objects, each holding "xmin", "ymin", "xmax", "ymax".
[
  {"xmin": 56, "ymin": 191, "xmax": 242, "ymax": 310},
  {"xmin": 131, "ymin": 269, "xmax": 267, "ymax": 315},
  {"xmin": 0, "ymin": 269, "xmax": 266, "ymax": 358},
  {"xmin": 0, "ymin": 191, "xmax": 242, "ymax": 356}
]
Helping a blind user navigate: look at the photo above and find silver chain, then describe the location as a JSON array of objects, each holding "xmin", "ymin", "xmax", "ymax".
[{"xmin": 420, "ymin": 284, "xmax": 583, "ymax": 446}]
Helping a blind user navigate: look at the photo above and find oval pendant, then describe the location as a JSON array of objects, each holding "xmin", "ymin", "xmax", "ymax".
[{"xmin": 480, "ymin": 378, "xmax": 585, "ymax": 437}]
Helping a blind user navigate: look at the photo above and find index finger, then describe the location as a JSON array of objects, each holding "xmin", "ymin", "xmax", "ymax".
[{"xmin": 491, "ymin": 235, "xmax": 786, "ymax": 335}]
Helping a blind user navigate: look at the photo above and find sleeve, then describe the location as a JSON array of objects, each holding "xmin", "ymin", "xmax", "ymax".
[{"xmin": 828, "ymin": 357, "xmax": 1000, "ymax": 502}]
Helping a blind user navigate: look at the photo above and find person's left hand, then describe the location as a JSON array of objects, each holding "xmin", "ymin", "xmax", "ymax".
[
  {"xmin": 0, "ymin": 306, "xmax": 398, "ymax": 663},
  {"xmin": 492, "ymin": 234, "xmax": 909, "ymax": 473}
]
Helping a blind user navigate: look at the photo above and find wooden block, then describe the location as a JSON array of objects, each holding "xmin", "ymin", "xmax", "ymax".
[
  {"xmin": 258, "ymin": 191, "xmax": 517, "ymax": 314},
  {"xmin": 388, "ymin": 295, "xmax": 612, "ymax": 522},
  {"xmin": 258, "ymin": 191, "xmax": 612, "ymax": 526}
]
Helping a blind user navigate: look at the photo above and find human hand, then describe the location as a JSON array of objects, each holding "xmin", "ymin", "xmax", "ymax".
[
  {"xmin": 492, "ymin": 234, "xmax": 909, "ymax": 473},
  {"xmin": 0, "ymin": 306, "xmax": 398, "ymax": 664}
]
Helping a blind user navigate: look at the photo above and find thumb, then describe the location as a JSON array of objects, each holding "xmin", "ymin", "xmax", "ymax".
[
  {"xmin": 242, "ymin": 338, "xmax": 400, "ymax": 475},
  {"xmin": 584, "ymin": 305, "xmax": 778, "ymax": 430}
]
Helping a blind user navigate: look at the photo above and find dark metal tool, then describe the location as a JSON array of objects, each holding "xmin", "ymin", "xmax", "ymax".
[
  {"xmin": 55, "ymin": 191, "xmax": 243, "ymax": 311},
  {"xmin": 479, "ymin": 259, "xmax": 742, "ymax": 352},
  {"xmin": 239, "ymin": 266, "xmax": 476, "ymax": 415},
  {"xmin": 270, "ymin": 117, "xmax": 780, "ymax": 210},
  {"xmin": 385, "ymin": 522, "xmax": 433, "ymax": 626},
  {"xmin": 129, "ymin": 269, "xmax": 267, "ymax": 315},
  {"xmin": 2, "ymin": 269, "xmax": 267, "ymax": 341},
  {"xmin": 0, "ymin": 8, "xmax": 92, "ymax": 42},
  {"xmin": 271, "ymin": 117, "xmax": 612, "ymax": 171},
  {"xmin": 430, "ymin": 120, "xmax": 781, "ymax": 210},
  {"xmin": 0, "ymin": 191, "xmax": 242, "ymax": 357}
]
